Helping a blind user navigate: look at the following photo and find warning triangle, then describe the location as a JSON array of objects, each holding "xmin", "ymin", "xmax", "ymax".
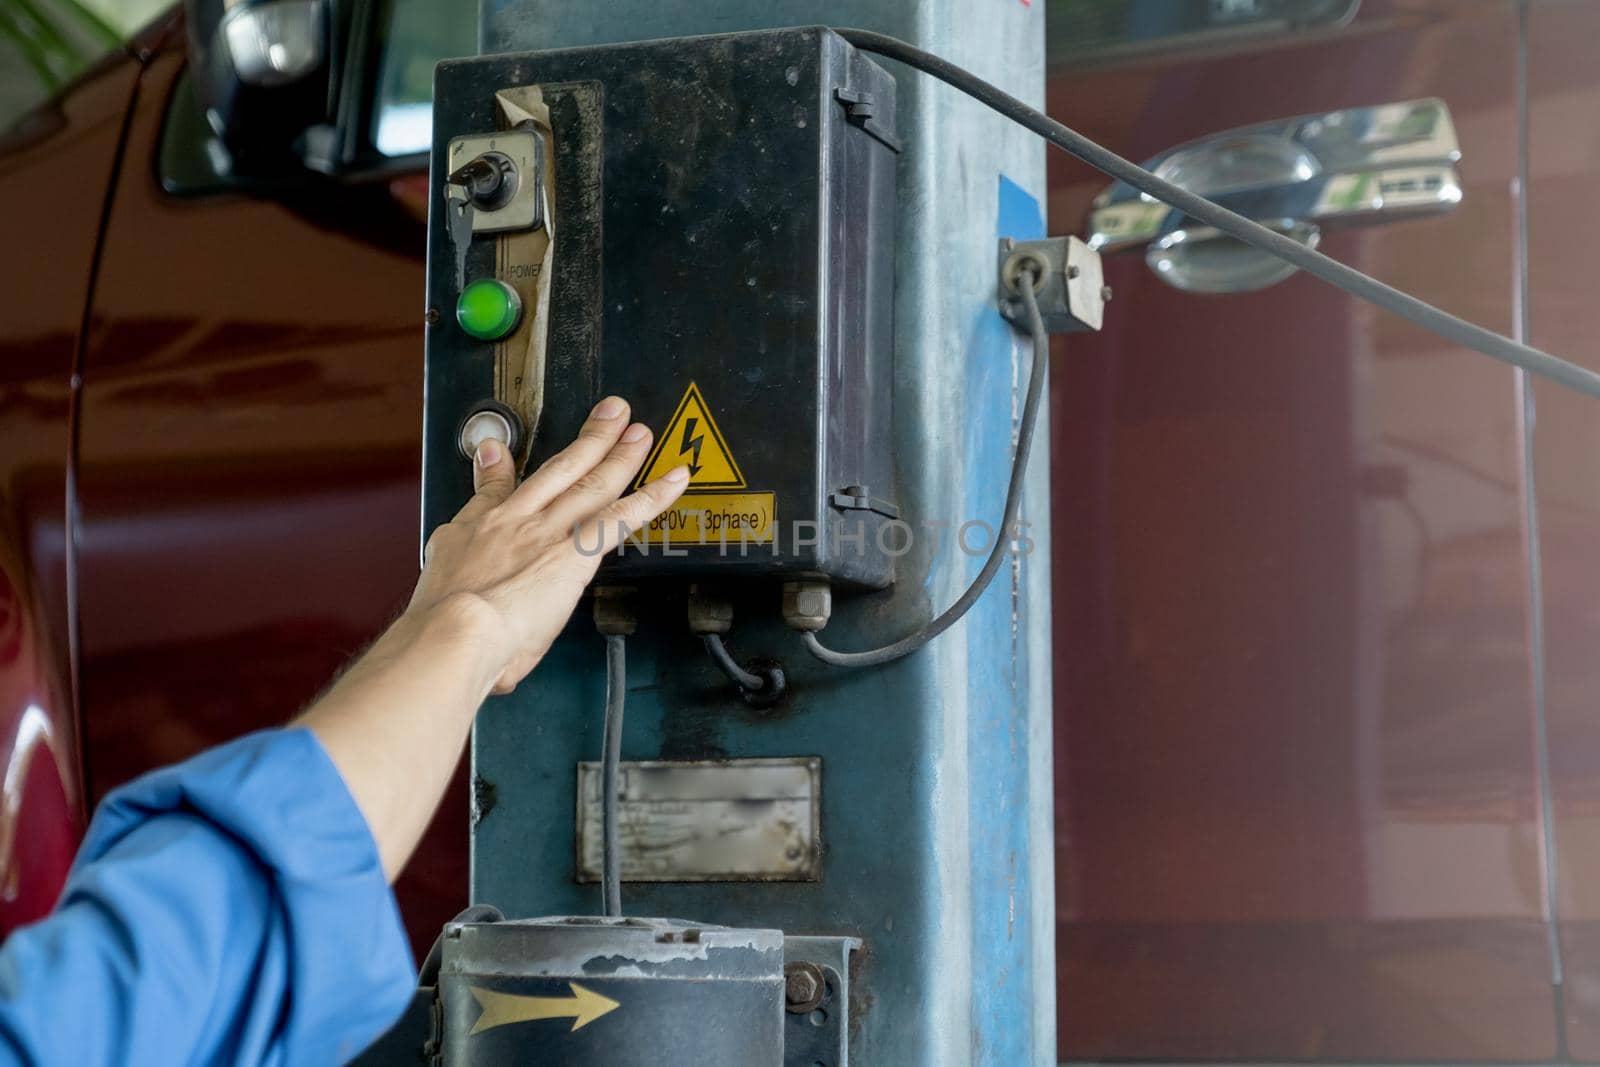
[{"xmin": 634, "ymin": 382, "xmax": 746, "ymax": 490}]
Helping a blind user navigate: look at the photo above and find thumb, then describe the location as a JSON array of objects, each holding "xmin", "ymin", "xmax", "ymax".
[{"xmin": 472, "ymin": 437, "xmax": 517, "ymax": 505}]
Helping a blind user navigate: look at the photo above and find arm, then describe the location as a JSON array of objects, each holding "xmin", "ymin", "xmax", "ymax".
[
  {"xmin": 0, "ymin": 397, "xmax": 685, "ymax": 1066},
  {"xmin": 0, "ymin": 731, "xmax": 413, "ymax": 1066},
  {"xmin": 303, "ymin": 394, "xmax": 688, "ymax": 879}
]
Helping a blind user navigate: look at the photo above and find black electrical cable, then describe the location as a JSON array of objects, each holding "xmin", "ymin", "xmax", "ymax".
[
  {"xmin": 805, "ymin": 28, "xmax": 1600, "ymax": 670},
  {"xmin": 703, "ymin": 633, "xmax": 765, "ymax": 691},
  {"xmin": 803, "ymin": 279, "xmax": 1048, "ymax": 667},
  {"xmin": 834, "ymin": 28, "xmax": 1600, "ymax": 403},
  {"xmin": 600, "ymin": 634, "xmax": 625, "ymax": 918}
]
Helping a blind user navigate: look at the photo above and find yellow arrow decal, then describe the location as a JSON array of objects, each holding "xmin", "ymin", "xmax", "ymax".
[{"xmin": 469, "ymin": 982, "xmax": 621, "ymax": 1035}]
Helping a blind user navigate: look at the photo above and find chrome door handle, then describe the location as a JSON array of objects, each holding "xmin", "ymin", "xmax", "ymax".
[{"xmin": 1086, "ymin": 98, "xmax": 1462, "ymax": 293}]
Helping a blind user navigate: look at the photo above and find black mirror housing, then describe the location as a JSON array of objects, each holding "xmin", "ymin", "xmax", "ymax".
[{"xmin": 183, "ymin": 0, "xmax": 335, "ymax": 169}]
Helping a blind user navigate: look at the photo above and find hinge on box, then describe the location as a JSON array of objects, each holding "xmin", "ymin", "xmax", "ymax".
[
  {"xmin": 834, "ymin": 87, "xmax": 903, "ymax": 152},
  {"xmin": 829, "ymin": 485, "xmax": 900, "ymax": 519}
]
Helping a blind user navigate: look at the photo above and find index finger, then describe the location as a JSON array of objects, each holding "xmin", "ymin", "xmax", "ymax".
[
  {"xmin": 507, "ymin": 396, "xmax": 632, "ymax": 516},
  {"xmin": 579, "ymin": 465, "xmax": 692, "ymax": 553}
]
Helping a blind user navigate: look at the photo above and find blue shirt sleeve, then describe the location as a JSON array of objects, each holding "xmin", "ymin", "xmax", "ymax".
[{"xmin": 0, "ymin": 728, "xmax": 415, "ymax": 1067}]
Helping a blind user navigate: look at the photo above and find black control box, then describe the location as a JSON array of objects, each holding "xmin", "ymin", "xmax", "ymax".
[{"xmin": 423, "ymin": 27, "xmax": 899, "ymax": 588}]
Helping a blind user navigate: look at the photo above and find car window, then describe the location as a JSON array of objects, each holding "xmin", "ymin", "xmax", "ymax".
[
  {"xmin": 0, "ymin": 0, "xmax": 119, "ymax": 139},
  {"xmin": 372, "ymin": 0, "xmax": 475, "ymax": 157}
]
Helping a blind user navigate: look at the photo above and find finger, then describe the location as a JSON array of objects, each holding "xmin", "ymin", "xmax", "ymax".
[
  {"xmin": 455, "ymin": 437, "xmax": 517, "ymax": 521},
  {"xmin": 540, "ymin": 422, "xmax": 655, "ymax": 531},
  {"xmin": 587, "ymin": 465, "xmax": 692, "ymax": 553},
  {"xmin": 508, "ymin": 396, "xmax": 630, "ymax": 515}
]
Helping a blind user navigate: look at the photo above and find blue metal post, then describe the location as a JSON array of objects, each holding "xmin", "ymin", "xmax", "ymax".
[{"xmin": 470, "ymin": 4, "xmax": 1052, "ymax": 1062}]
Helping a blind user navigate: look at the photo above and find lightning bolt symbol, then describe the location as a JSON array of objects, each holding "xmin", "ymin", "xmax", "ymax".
[{"xmin": 678, "ymin": 416, "xmax": 704, "ymax": 476}]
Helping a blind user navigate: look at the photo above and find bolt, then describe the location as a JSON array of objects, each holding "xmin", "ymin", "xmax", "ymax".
[
  {"xmin": 784, "ymin": 961, "xmax": 826, "ymax": 1013},
  {"xmin": 787, "ymin": 968, "xmax": 819, "ymax": 1004},
  {"xmin": 1101, "ymin": 285, "xmax": 1114, "ymax": 303},
  {"xmin": 425, "ymin": 307, "xmax": 441, "ymax": 325}
]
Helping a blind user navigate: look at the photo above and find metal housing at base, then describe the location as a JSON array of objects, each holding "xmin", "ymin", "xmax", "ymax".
[{"xmin": 438, "ymin": 916, "xmax": 785, "ymax": 1065}]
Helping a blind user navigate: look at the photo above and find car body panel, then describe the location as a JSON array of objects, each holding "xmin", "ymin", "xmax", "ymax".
[
  {"xmin": 1048, "ymin": 0, "xmax": 1563, "ymax": 1059},
  {"xmin": 71, "ymin": 41, "xmax": 460, "ymax": 962},
  {"xmin": 1527, "ymin": 0, "xmax": 1600, "ymax": 1057},
  {"xmin": 0, "ymin": 40, "xmax": 143, "ymax": 933}
]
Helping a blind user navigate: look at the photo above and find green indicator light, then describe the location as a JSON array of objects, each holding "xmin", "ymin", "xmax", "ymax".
[{"xmin": 456, "ymin": 279, "xmax": 522, "ymax": 341}]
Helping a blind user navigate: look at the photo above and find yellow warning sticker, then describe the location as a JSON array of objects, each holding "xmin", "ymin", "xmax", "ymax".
[
  {"xmin": 634, "ymin": 382, "xmax": 746, "ymax": 490},
  {"xmin": 640, "ymin": 492, "xmax": 776, "ymax": 545}
]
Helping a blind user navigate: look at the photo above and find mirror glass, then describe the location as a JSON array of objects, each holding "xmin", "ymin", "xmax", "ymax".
[{"xmin": 1146, "ymin": 220, "xmax": 1320, "ymax": 294}]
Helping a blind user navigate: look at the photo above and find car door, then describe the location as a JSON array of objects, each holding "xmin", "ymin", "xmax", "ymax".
[
  {"xmin": 0, "ymin": 0, "xmax": 144, "ymax": 935},
  {"xmin": 1048, "ymin": 0, "xmax": 1561, "ymax": 1060},
  {"xmin": 72, "ymin": 0, "xmax": 475, "ymax": 959}
]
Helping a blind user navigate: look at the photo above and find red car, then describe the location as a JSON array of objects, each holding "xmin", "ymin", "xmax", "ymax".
[{"xmin": 6, "ymin": 0, "xmax": 1600, "ymax": 1061}]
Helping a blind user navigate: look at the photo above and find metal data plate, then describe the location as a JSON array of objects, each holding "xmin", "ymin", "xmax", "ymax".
[{"xmin": 576, "ymin": 758, "xmax": 821, "ymax": 882}]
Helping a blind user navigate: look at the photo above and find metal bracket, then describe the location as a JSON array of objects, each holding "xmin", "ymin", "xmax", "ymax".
[
  {"xmin": 783, "ymin": 935, "xmax": 862, "ymax": 1067},
  {"xmin": 834, "ymin": 87, "xmax": 903, "ymax": 153},
  {"xmin": 998, "ymin": 235, "xmax": 1109, "ymax": 334}
]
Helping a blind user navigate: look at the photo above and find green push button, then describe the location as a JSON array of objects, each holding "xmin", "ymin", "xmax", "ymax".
[{"xmin": 456, "ymin": 279, "xmax": 522, "ymax": 340}]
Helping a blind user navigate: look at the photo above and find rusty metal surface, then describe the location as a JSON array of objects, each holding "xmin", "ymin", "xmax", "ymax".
[{"xmin": 783, "ymin": 935, "xmax": 859, "ymax": 1067}]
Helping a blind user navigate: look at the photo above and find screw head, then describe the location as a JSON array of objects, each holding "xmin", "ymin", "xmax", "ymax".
[{"xmin": 784, "ymin": 961, "xmax": 827, "ymax": 1013}]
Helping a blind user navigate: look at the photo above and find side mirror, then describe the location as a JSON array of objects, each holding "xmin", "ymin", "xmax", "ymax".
[
  {"xmin": 182, "ymin": 0, "xmax": 335, "ymax": 170},
  {"xmin": 1087, "ymin": 99, "xmax": 1462, "ymax": 294}
]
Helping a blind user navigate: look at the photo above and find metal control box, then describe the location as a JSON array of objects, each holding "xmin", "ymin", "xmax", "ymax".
[{"xmin": 423, "ymin": 28, "xmax": 900, "ymax": 587}]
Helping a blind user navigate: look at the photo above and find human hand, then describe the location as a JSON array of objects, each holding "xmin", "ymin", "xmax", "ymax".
[{"xmin": 406, "ymin": 396, "xmax": 688, "ymax": 693}]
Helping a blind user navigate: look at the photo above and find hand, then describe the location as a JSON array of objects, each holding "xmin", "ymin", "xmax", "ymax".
[{"xmin": 406, "ymin": 396, "xmax": 689, "ymax": 693}]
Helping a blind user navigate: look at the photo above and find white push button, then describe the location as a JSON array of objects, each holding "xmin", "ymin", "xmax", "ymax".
[{"xmin": 458, "ymin": 409, "xmax": 514, "ymax": 460}]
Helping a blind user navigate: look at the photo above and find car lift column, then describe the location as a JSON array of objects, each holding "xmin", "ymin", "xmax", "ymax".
[{"xmin": 467, "ymin": 3, "xmax": 1053, "ymax": 1063}]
